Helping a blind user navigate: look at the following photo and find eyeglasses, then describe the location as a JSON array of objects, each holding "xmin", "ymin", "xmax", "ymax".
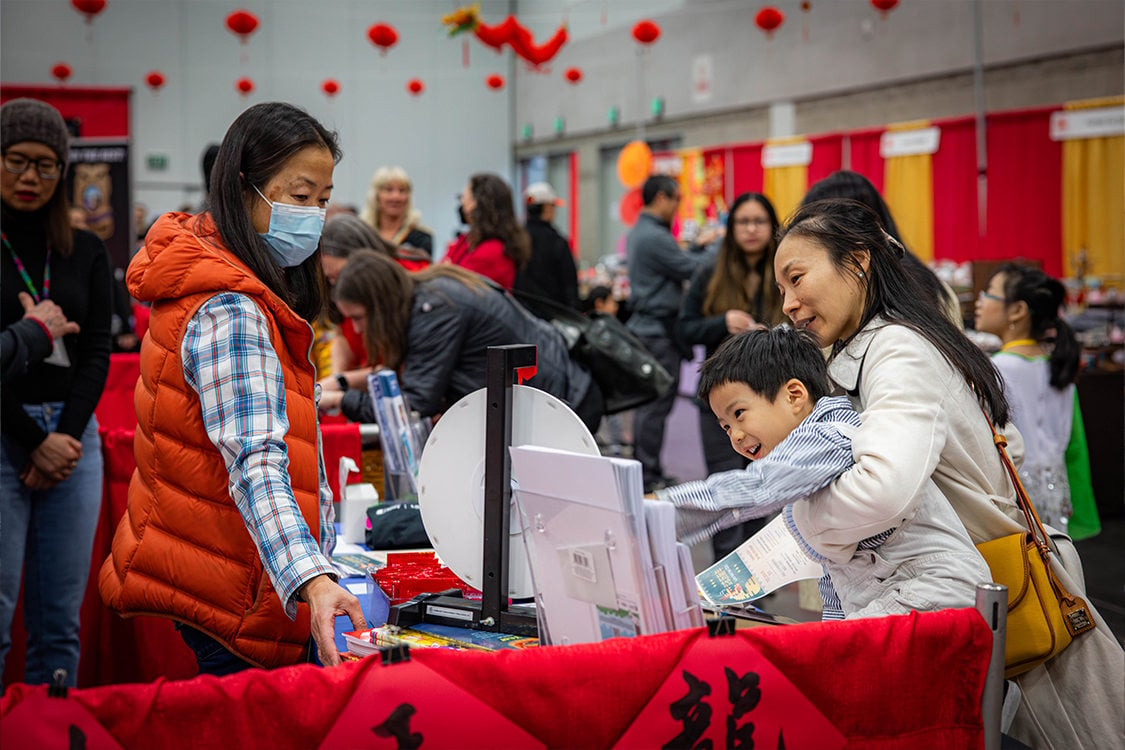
[
  {"xmin": 3, "ymin": 152, "xmax": 61, "ymax": 180},
  {"xmin": 734, "ymin": 217, "xmax": 771, "ymax": 228},
  {"xmin": 978, "ymin": 290, "xmax": 1005, "ymax": 303}
]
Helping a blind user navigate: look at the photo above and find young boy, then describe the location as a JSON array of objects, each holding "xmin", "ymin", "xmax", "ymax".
[{"xmin": 657, "ymin": 326, "xmax": 990, "ymax": 620}]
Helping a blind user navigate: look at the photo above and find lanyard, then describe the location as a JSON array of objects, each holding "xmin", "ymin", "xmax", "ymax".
[
  {"xmin": 1000, "ymin": 338, "xmax": 1038, "ymax": 352},
  {"xmin": 1, "ymin": 231, "xmax": 50, "ymax": 302}
]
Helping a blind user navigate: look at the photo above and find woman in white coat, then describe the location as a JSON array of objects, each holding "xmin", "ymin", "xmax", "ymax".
[{"xmin": 774, "ymin": 199, "xmax": 1122, "ymax": 750}]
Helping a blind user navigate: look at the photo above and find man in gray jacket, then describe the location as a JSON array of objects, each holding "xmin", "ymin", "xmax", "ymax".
[{"xmin": 625, "ymin": 175, "xmax": 709, "ymax": 492}]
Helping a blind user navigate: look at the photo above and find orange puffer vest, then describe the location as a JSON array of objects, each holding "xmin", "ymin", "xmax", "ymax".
[{"xmin": 99, "ymin": 213, "xmax": 321, "ymax": 668}]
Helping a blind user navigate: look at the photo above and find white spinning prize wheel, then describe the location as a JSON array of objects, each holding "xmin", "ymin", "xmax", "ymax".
[{"xmin": 417, "ymin": 385, "xmax": 599, "ymax": 598}]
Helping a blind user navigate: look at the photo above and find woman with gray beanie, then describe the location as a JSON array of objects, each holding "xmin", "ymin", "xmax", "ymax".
[{"xmin": 0, "ymin": 98, "xmax": 112, "ymax": 688}]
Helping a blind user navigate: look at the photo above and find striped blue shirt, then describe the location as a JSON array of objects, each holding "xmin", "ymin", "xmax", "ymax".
[
  {"xmin": 656, "ymin": 395, "xmax": 893, "ymax": 620},
  {"xmin": 182, "ymin": 292, "xmax": 337, "ymax": 620}
]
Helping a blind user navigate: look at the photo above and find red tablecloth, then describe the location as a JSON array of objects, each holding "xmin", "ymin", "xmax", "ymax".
[{"xmin": 2, "ymin": 609, "xmax": 992, "ymax": 749}]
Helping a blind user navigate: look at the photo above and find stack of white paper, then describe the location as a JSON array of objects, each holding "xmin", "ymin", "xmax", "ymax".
[{"xmin": 510, "ymin": 446, "xmax": 703, "ymax": 646}]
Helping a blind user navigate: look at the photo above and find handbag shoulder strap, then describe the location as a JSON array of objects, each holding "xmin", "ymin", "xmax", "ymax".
[{"xmin": 980, "ymin": 406, "xmax": 1051, "ymax": 557}]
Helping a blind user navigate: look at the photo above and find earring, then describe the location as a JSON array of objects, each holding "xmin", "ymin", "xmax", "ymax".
[
  {"xmin": 1008, "ymin": 322, "xmax": 1015, "ymax": 330},
  {"xmin": 857, "ymin": 271, "xmax": 865, "ymax": 278}
]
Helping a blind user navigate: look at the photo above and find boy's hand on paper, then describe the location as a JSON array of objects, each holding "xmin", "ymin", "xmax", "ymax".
[{"xmin": 301, "ymin": 574, "xmax": 365, "ymax": 666}]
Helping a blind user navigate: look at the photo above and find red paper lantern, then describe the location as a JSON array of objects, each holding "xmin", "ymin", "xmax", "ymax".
[
  {"xmin": 564, "ymin": 67, "xmax": 583, "ymax": 84},
  {"xmin": 235, "ymin": 77, "xmax": 255, "ymax": 96},
  {"xmin": 485, "ymin": 74, "xmax": 505, "ymax": 91},
  {"xmin": 51, "ymin": 63, "xmax": 73, "ymax": 83},
  {"xmin": 367, "ymin": 23, "xmax": 398, "ymax": 55},
  {"xmin": 71, "ymin": 0, "xmax": 106, "ymax": 24},
  {"xmin": 145, "ymin": 71, "xmax": 166, "ymax": 91},
  {"xmin": 225, "ymin": 10, "xmax": 259, "ymax": 43},
  {"xmin": 755, "ymin": 7, "xmax": 785, "ymax": 36},
  {"xmin": 406, "ymin": 78, "xmax": 425, "ymax": 96},
  {"xmin": 321, "ymin": 79, "xmax": 340, "ymax": 97},
  {"xmin": 632, "ymin": 20, "xmax": 661, "ymax": 45},
  {"xmin": 800, "ymin": 1, "xmax": 811, "ymax": 11},
  {"xmin": 871, "ymin": 0, "xmax": 899, "ymax": 13}
]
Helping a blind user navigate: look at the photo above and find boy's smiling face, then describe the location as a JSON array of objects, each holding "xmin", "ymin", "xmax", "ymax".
[{"xmin": 708, "ymin": 379, "xmax": 813, "ymax": 461}]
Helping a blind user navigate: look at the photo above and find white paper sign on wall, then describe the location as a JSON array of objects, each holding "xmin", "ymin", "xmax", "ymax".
[
  {"xmin": 761, "ymin": 141, "xmax": 812, "ymax": 169},
  {"xmin": 692, "ymin": 54, "xmax": 713, "ymax": 104},
  {"xmin": 1049, "ymin": 107, "xmax": 1125, "ymax": 141},
  {"xmin": 879, "ymin": 127, "xmax": 941, "ymax": 158}
]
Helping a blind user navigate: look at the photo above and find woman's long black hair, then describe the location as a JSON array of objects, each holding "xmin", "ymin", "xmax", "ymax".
[
  {"xmin": 995, "ymin": 263, "xmax": 1080, "ymax": 389},
  {"xmin": 780, "ymin": 199, "xmax": 1010, "ymax": 425},
  {"xmin": 802, "ymin": 170, "xmax": 954, "ymax": 324},
  {"xmin": 202, "ymin": 102, "xmax": 340, "ymax": 322},
  {"xmin": 703, "ymin": 192, "xmax": 783, "ymax": 325}
]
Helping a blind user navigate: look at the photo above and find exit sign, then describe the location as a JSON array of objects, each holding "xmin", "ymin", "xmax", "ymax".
[{"xmin": 146, "ymin": 154, "xmax": 168, "ymax": 171}]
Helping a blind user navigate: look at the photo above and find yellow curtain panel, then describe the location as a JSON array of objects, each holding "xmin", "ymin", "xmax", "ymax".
[
  {"xmin": 762, "ymin": 137, "xmax": 808, "ymax": 223},
  {"xmin": 883, "ymin": 121, "xmax": 935, "ymax": 264},
  {"xmin": 1062, "ymin": 96, "xmax": 1124, "ymax": 287}
]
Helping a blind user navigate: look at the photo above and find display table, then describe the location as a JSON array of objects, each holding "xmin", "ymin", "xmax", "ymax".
[{"xmin": 1, "ymin": 608, "xmax": 992, "ymax": 749}]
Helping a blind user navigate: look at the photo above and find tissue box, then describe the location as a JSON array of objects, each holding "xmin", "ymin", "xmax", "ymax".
[{"xmin": 340, "ymin": 482, "xmax": 379, "ymax": 545}]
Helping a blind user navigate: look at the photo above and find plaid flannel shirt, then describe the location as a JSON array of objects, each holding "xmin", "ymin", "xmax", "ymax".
[{"xmin": 182, "ymin": 292, "xmax": 337, "ymax": 619}]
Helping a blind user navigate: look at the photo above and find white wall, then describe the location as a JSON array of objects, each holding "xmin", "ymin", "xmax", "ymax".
[
  {"xmin": 0, "ymin": 0, "xmax": 519, "ymax": 254},
  {"xmin": 514, "ymin": 0, "xmax": 1124, "ymax": 140}
]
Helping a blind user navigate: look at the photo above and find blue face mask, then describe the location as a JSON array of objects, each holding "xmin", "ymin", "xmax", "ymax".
[{"xmin": 254, "ymin": 185, "xmax": 326, "ymax": 267}]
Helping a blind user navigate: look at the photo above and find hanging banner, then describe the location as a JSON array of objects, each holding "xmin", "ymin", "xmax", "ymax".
[
  {"xmin": 1049, "ymin": 106, "xmax": 1125, "ymax": 141},
  {"xmin": 880, "ymin": 126, "xmax": 941, "ymax": 157},
  {"xmin": 67, "ymin": 138, "xmax": 132, "ymax": 270},
  {"xmin": 762, "ymin": 141, "xmax": 812, "ymax": 168}
]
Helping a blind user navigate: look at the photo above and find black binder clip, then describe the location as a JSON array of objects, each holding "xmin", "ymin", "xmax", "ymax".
[
  {"xmin": 380, "ymin": 643, "xmax": 411, "ymax": 666},
  {"xmin": 706, "ymin": 616, "xmax": 737, "ymax": 638},
  {"xmin": 48, "ymin": 668, "xmax": 68, "ymax": 698}
]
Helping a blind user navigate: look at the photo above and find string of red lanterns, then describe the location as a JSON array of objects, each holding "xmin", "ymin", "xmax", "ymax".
[
  {"xmin": 564, "ymin": 67, "xmax": 583, "ymax": 84},
  {"xmin": 145, "ymin": 71, "xmax": 166, "ymax": 92},
  {"xmin": 631, "ymin": 20, "xmax": 661, "ymax": 45},
  {"xmin": 871, "ymin": 0, "xmax": 900, "ymax": 16},
  {"xmin": 51, "ymin": 63, "xmax": 73, "ymax": 84},
  {"xmin": 235, "ymin": 77, "xmax": 255, "ymax": 96},
  {"xmin": 225, "ymin": 10, "xmax": 259, "ymax": 44},
  {"xmin": 367, "ymin": 23, "xmax": 399, "ymax": 55},
  {"xmin": 71, "ymin": 0, "xmax": 106, "ymax": 25},
  {"xmin": 321, "ymin": 79, "xmax": 340, "ymax": 98},
  {"xmin": 406, "ymin": 78, "xmax": 425, "ymax": 96},
  {"xmin": 755, "ymin": 6, "xmax": 785, "ymax": 37},
  {"xmin": 485, "ymin": 74, "xmax": 505, "ymax": 91}
]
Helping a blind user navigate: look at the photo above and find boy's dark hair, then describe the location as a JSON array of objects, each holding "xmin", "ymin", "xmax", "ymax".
[{"xmin": 697, "ymin": 326, "xmax": 831, "ymax": 403}]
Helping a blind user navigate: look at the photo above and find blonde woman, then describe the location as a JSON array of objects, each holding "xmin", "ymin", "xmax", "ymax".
[{"xmin": 360, "ymin": 165, "xmax": 433, "ymax": 255}]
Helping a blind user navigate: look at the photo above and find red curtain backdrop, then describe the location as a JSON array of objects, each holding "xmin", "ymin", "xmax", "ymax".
[
  {"xmin": 984, "ymin": 107, "xmax": 1063, "ymax": 277},
  {"xmin": 932, "ymin": 116, "xmax": 981, "ymax": 263},
  {"xmin": 848, "ymin": 129, "xmax": 885, "ymax": 193},
  {"xmin": 808, "ymin": 133, "xmax": 844, "ymax": 189},
  {"xmin": 730, "ymin": 143, "xmax": 764, "ymax": 198},
  {"xmin": 0, "ymin": 85, "xmax": 130, "ymax": 138}
]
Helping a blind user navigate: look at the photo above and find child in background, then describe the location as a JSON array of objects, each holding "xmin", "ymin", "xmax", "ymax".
[
  {"xmin": 583, "ymin": 285, "xmax": 630, "ymax": 457},
  {"xmin": 657, "ymin": 326, "xmax": 989, "ymax": 619}
]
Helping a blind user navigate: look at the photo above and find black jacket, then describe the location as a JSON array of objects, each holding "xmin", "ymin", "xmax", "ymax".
[
  {"xmin": 341, "ymin": 275, "xmax": 593, "ymax": 421},
  {"xmin": 513, "ymin": 218, "xmax": 578, "ymax": 310}
]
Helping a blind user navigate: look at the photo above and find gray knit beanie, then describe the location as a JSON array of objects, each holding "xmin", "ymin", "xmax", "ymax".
[{"xmin": 1, "ymin": 98, "xmax": 70, "ymax": 163}]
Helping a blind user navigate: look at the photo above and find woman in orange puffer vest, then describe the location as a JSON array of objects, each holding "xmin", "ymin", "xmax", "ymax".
[{"xmin": 99, "ymin": 102, "xmax": 365, "ymax": 675}]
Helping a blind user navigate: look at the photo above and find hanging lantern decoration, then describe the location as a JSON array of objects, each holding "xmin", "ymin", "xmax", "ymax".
[
  {"xmin": 406, "ymin": 78, "xmax": 425, "ymax": 96},
  {"xmin": 225, "ymin": 10, "xmax": 260, "ymax": 44},
  {"xmin": 564, "ymin": 67, "xmax": 583, "ymax": 84},
  {"xmin": 870, "ymin": 0, "xmax": 899, "ymax": 17},
  {"xmin": 145, "ymin": 71, "xmax": 166, "ymax": 93},
  {"xmin": 631, "ymin": 20, "xmax": 661, "ymax": 46},
  {"xmin": 367, "ymin": 22, "xmax": 399, "ymax": 56},
  {"xmin": 51, "ymin": 63, "xmax": 73, "ymax": 84},
  {"xmin": 235, "ymin": 77, "xmax": 255, "ymax": 97},
  {"xmin": 71, "ymin": 0, "xmax": 106, "ymax": 25},
  {"xmin": 321, "ymin": 79, "xmax": 340, "ymax": 98},
  {"xmin": 485, "ymin": 74, "xmax": 505, "ymax": 91},
  {"xmin": 617, "ymin": 140, "xmax": 653, "ymax": 189},
  {"xmin": 619, "ymin": 188, "xmax": 644, "ymax": 227},
  {"xmin": 800, "ymin": 1, "xmax": 812, "ymax": 42},
  {"xmin": 755, "ymin": 7, "xmax": 785, "ymax": 38}
]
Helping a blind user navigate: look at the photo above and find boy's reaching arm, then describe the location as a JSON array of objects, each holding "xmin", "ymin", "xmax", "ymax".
[{"xmin": 655, "ymin": 397, "xmax": 858, "ymax": 545}]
